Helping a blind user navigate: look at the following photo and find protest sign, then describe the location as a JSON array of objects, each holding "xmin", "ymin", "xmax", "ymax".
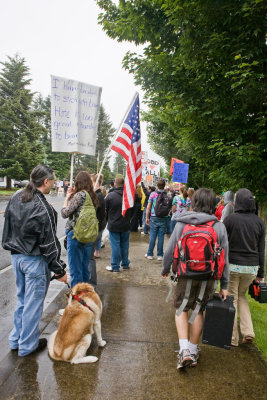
[
  {"xmin": 173, "ymin": 162, "xmax": 189, "ymax": 183},
  {"xmin": 169, "ymin": 158, "xmax": 184, "ymax": 175},
  {"xmin": 51, "ymin": 75, "xmax": 102, "ymax": 155},
  {"xmin": 147, "ymin": 158, "xmax": 160, "ymax": 176}
]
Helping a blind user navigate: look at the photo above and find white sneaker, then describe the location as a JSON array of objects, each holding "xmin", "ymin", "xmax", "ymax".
[
  {"xmin": 106, "ymin": 266, "xmax": 120, "ymax": 273},
  {"xmin": 145, "ymin": 254, "xmax": 154, "ymax": 260},
  {"xmin": 157, "ymin": 256, "xmax": 163, "ymax": 261},
  {"xmin": 141, "ymin": 232, "xmax": 148, "ymax": 235},
  {"xmin": 177, "ymin": 349, "xmax": 193, "ymax": 369},
  {"xmin": 58, "ymin": 308, "xmax": 65, "ymax": 316}
]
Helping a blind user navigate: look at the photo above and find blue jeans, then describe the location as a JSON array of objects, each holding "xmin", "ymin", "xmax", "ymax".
[
  {"xmin": 89, "ymin": 230, "xmax": 103, "ymax": 288},
  {"xmin": 109, "ymin": 231, "xmax": 130, "ymax": 271},
  {"xmin": 9, "ymin": 254, "xmax": 50, "ymax": 356},
  {"xmin": 95, "ymin": 230, "xmax": 103, "ymax": 251},
  {"xmin": 142, "ymin": 208, "xmax": 149, "ymax": 234},
  {"xmin": 67, "ymin": 230, "xmax": 93, "ymax": 287},
  {"xmin": 166, "ymin": 216, "xmax": 172, "ymax": 234},
  {"xmin": 147, "ymin": 217, "xmax": 168, "ymax": 257}
]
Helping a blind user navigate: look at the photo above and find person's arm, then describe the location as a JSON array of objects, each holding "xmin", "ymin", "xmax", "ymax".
[
  {"xmin": 217, "ymin": 222, "xmax": 229, "ymax": 300},
  {"xmin": 105, "ymin": 194, "xmax": 110, "ymax": 222},
  {"xmin": 38, "ymin": 205, "xmax": 67, "ymax": 280},
  {"xmin": 141, "ymin": 181, "xmax": 149, "ymax": 196},
  {"xmin": 146, "ymin": 202, "xmax": 152, "ymax": 225},
  {"xmin": 257, "ymin": 221, "xmax": 265, "ymax": 280},
  {"xmin": 172, "ymin": 196, "xmax": 177, "ymax": 214},
  {"xmin": 61, "ymin": 190, "xmax": 82, "ymax": 219},
  {"xmin": 161, "ymin": 223, "xmax": 184, "ymax": 277}
]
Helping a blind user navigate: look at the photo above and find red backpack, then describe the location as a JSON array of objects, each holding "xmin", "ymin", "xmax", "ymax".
[{"xmin": 172, "ymin": 221, "xmax": 225, "ymax": 280}]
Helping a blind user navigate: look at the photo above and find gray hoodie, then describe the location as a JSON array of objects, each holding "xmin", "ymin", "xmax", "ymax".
[
  {"xmin": 161, "ymin": 211, "xmax": 229, "ymax": 289},
  {"xmin": 221, "ymin": 191, "xmax": 234, "ymax": 222}
]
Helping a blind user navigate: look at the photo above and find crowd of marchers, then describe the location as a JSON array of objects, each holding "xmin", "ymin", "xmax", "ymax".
[{"xmin": 2, "ymin": 165, "xmax": 265, "ymax": 371}]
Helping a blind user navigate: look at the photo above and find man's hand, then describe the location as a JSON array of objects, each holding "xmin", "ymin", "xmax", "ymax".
[
  {"xmin": 146, "ymin": 217, "xmax": 150, "ymax": 226},
  {"xmin": 218, "ymin": 288, "xmax": 228, "ymax": 301},
  {"xmin": 55, "ymin": 273, "xmax": 68, "ymax": 284}
]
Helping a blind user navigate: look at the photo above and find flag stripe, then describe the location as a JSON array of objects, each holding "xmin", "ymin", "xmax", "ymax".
[{"xmin": 111, "ymin": 94, "xmax": 141, "ymax": 216}]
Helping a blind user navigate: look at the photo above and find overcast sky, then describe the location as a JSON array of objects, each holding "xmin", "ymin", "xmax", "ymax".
[{"xmin": 0, "ymin": 0, "xmax": 165, "ymax": 166}]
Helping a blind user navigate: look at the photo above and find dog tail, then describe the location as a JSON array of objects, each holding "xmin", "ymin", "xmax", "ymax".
[{"xmin": 48, "ymin": 330, "xmax": 57, "ymax": 360}]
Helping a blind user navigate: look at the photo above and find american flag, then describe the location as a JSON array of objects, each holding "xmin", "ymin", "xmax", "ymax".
[{"xmin": 111, "ymin": 94, "xmax": 141, "ymax": 216}]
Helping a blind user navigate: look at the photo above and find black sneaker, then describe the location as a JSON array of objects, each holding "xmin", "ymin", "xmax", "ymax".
[{"xmin": 32, "ymin": 338, "xmax": 47, "ymax": 354}]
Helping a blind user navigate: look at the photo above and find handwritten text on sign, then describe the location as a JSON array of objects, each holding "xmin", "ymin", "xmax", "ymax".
[{"xmin": 51, "ymin": 76, "xmax": 102, "ymax": 155}]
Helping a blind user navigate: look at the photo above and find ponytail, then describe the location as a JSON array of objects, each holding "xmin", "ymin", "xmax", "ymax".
[
  {"xmin": 21, "ymin": 164, "xmax": 54, "ymax": 202},
  {"xmin": 21, "ymin": 181, "xmax": 37, "ymax": 203}
]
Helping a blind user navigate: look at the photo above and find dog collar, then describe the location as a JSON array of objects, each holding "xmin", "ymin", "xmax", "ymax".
[{"xmin": 72, "ymin": 294, "xmax": 94, "ymax": 313}]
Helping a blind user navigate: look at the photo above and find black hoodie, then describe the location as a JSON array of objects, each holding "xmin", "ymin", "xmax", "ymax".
[
  {"xmin": 223, "ymin": 189, "xmax": 265, "ymax": 278},
  {"xmin": 105, "ymin": 187, "xmax": 133, "ymax": 232}
]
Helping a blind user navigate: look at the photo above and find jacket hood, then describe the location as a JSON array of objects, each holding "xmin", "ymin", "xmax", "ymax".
[
  {"xmin": 234, "ymin": 188, "xmax": 256, "ymax": 213},
  {"xmin": 114, "ymin": 187, "xmax": 123, "ymax": 196},
  {"xmin": 223, "ymin": 190, "xmax": 234, "ymax": 204},
  {"xmin": 173, "ymin": 211, "xmax": 218, "ymax": 225}
]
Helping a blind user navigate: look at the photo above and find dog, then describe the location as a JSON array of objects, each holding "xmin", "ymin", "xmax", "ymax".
[{"xmin": 48, "ymin": 282, "xmax": 106, "ymax": 364}]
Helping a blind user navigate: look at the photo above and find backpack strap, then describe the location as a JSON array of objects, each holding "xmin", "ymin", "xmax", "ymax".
[
  {"xmin": 175, "ymin": 279, "xmax": 193, "ymax": 317},
  {"xmin": 188, "ymin": 280, "xmax": 207, "ymax": 324}
]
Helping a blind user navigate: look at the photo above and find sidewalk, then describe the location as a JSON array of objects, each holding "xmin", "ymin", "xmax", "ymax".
[{"xmin": 0, "ymin": 232, "xmax": 266, "ymax": 400}]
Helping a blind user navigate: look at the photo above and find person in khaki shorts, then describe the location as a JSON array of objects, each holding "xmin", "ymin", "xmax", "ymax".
[
  {"xmin": 162, "ymin": 188, "xmax": 229, "ymax": 369},
  {"xmin": 223, "ymin": 188, "xmax": 265, "ymax": 346}
]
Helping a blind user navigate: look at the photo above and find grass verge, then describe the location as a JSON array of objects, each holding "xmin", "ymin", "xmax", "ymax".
[
  {"xmin": 0, "ymin": 189, "xmax": 18, "ymax": 196},
  {"xmin": 247, "ymin": 293, "xmax": 267, "ymax": 361}
]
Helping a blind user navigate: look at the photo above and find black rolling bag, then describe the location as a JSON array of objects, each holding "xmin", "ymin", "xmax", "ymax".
[
  {"xmin": 202, "ymin": 294, "xmax": 235, "ymax": 350},
  {"xmin": 248, "ymin": 280, "xmax": 267, "ymax": 303}
]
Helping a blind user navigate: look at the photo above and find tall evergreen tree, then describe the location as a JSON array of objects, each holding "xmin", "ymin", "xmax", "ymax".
[
  {"xmin": 112, "ymin": 153, "xmax": 126, "ymax": 176},
  {"xmin": 0, "ymin": 55, "xmax": 45, "ymax": 188}
]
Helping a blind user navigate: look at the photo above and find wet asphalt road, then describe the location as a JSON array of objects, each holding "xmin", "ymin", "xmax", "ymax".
[{"xmin": 0, "ymin": 232, "xmax": 266, "ymax": 400}]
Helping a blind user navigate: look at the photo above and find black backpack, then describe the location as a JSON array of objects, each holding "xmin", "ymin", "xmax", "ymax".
[{"xmin": 154, "ymin": 191, "xmax": 171, "ymax": 217}]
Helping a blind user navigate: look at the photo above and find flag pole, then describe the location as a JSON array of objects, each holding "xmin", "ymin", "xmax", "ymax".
[
  {"xmin": 70, "ymin": 153, "xmax": 75, "ymax": 187},
  {"xmin": 94, "ymin": 92, "xmax": 138, "ymax": 190}
]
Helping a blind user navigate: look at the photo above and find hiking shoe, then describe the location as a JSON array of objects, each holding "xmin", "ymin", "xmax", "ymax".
[
  {"xmin": 190, "ymin": 348, "xmax": 200, "ymax": 367},
  {"xmin": 242, "ymin": 336, "xmax": 254, "ymax": 344},
  {"xmin": 32, "ymin": 339, "xmax": 47, "ymax": 354},
  {"xmin": 157, "ymin": 256, "xmax": 163, "ymax": 261},
  {"xmin": 177, "ymin": 349, "xmax": 193, "ymax": 369},
  {"xmin": 106, "ymin": 266, "xmax": 120, "ymax": 273}
]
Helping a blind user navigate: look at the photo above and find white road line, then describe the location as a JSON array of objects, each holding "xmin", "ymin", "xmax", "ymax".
[{"xmin": 0, "ymin": 265, "xmax": 12, "ymax": 274}]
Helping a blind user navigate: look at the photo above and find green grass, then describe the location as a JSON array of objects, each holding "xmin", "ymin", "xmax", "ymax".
[
  {"xmin": 0, "ymin": 189, "xmax": 18, "ymax": 196},
  {"xmin": 247, "ymin": 293, "xmax": 267, "ymax": 361}
]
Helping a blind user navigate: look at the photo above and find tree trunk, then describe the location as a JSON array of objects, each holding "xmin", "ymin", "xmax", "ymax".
[{"xmin": 6, "ymin": 177, "xmax": 12, "ymax": 190}]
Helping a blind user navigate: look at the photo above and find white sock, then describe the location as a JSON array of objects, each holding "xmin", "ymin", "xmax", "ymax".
[
  {"xmin": 188, "ymin": 341, "xmax": 198, "ymax": 355},
  {"xmin": 179, "ymin": 339, "xmax": 189, "ymax": 352}
]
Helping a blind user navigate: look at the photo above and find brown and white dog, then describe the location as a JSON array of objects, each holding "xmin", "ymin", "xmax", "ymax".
[{"xmin": 48, "ymin": 283, "xmax": 106, "ymax": 364}]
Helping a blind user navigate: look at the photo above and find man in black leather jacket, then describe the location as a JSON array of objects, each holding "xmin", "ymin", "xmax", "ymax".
[{"xmin": 2, "ymin": 165, "xmax": 67, "ymax": 356}]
